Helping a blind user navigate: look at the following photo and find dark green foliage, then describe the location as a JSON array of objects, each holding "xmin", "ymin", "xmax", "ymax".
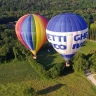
[
  {"xmin": 72, "ymin": 51, "xmax": 96, "ymax": 74},
  {"xmin": 0, "ymin": 0, "xmax": 96, "ymax": 22},
  {"xmin": 0, "ymin": 25, "xmax": 16, "ymax": 62},
  {"xmin": 12, "ymin": 45, "xmax": 28, "ymax": 61},
  {"xmin": 88, "ymin": 23, "xmax": 96, "ymax": 41},
  {"xmin": 27, "ymin": 56, "xmax": 48, "ymax": 79},
  {"xmin": 47, "ymin": 63, "xmax": 65, "ymax": 78},
  {"xmin": 89, "ymin": 53, "xmax": 96, "ymax": 73},
  {"xmin": 0, "ymin": 24, "xmax": 30, "ymax": 62},
  {"xmin": 72, "ymin": 52, "xmax": 85, "ymax": 62},
  {"xmin": 72, "ymin": 52, "xmax": 89, "ymax": 74}
]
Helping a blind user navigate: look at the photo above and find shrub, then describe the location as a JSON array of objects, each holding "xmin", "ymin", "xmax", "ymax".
[
  {"xmin": 27, "ymin": 56, "xmax": 48, "ymax": 79},
  {"xmin": 72, "ymin": 52, "xmax": 88, "ymax": 74},
  {"xmin": 47, "ymin": 63, "xmax": 65, "ymax": 78},
  {"xmin": 89, "ymin": 53, "xmax": 96, "ymax": 73}
]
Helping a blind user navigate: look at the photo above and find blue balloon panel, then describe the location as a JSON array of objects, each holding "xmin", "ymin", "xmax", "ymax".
[{"xmin": 47, "ymin": 13, "xmax": 88, "ymax": 32}]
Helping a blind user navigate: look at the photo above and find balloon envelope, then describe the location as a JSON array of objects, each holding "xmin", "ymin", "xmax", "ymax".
[
  {"xmin": 46, "ymin": 13, "xmax": 88, "ymax": 62},
  {"xmin": 15, "ymin": 14, "xmax": 48, "ymax": 55}
]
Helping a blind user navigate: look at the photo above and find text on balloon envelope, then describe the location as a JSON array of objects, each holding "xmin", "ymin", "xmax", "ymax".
[
  {"xmin": 51, "ymin": 41, "xmax": 85, "ymax": 50},
  {"xmin": 47, "ymin": 32, "xmax": 88, "ymax": 42},
  {"xmin": 47, "ymin": 31, "xmax": 88, "ymax": 50},
  {"xmin": 74, "ymin": 32, "xmax": 88, "ymax": 41}
]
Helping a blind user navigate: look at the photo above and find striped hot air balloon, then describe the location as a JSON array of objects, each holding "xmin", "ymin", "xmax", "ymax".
[
  {"xmin": 46, "ymin": 13, "xmax": 88, "ymax": 66},
  {"xmin": 15, "ymin": 14, "xmax": 48, "ymax": 59}
]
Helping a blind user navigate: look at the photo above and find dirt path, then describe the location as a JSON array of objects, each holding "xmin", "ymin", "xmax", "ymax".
[{"xmin": 87, "ymin": 74, "xmax": 96, "ymax": 86}]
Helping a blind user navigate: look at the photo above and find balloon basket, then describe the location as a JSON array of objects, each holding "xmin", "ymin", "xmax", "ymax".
[
  {"xmin": 66, "ymin": 62, "xmax": 70, "ymax": 67},
  {"xmin": 33, "ymin": 55, "xmax": 37, "ymax": 59}
]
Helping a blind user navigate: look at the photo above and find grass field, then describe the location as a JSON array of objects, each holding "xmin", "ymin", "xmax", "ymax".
[
  {"xmin": 33, "ymin": 73, "xmax": 96, "ymax": 96},
  {"xmin": 0, "ymin": 40, "xmax": 96, "ymax": 96},
  {"xmin": 79, "ymin": 40, "xmax": 96, "ymax": 54},
  {"xmin": 0, "ymin": 61, "xmax": 40, "ymax": 83},
  {"xmin": 0, "ymin": 62, "xmax": 96, "ymax": 96}
]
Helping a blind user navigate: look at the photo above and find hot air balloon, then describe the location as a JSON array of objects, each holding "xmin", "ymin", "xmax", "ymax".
[
  {"xmin": 46, "ymin": 13, "xmax": 88, "ymax": 66},
  {"xmin": 15, "ymin": 14, "xmax": 48, "ymax": 59}
]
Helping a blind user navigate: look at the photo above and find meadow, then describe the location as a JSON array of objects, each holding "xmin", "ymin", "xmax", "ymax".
[
  {"xmin": 79, "ymin": 40, "xmax": 96, "ymax": 54},
  {"xmin": 0, "ymin": 40, "xmax": 96, "ymax": 96}
]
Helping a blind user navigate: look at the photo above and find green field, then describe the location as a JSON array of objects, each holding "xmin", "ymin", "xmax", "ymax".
[
  {"xmin": 0, "ymin": 61, "xmax": 40, "ymax": 83},
  {"xmin": 33, "ymin": 73, "xmax": 96, "ymax": 96},
  {"xmin": 79, "ymin": 40, "xmax": 96, "ymax": 54},
  {"xmin": 0, "ymin": 40, "xmax": 96, "ymax": 96}
]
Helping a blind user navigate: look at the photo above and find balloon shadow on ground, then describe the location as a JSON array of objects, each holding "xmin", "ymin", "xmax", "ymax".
[
  {"xmin": 36, "ymin": 47, "xmax": 57, "ymax": 70},
  {"xmin": 36, "ymin": 83, "xmax": 65, "ymax": 95},
  {"xmin": 60, "ymin": 65, "xmax": 74, "ymax": 76}
]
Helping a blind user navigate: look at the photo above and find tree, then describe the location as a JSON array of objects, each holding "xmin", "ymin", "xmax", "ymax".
[
  {"xmin": 72, "ymin": 52, "xmax": 88, "ymax": 73},
  {"xmin": 89, "ymin": 53, "xmax": 96, "ymax": 73},
  {"xmin": 90, "ymin": 23, "xmax": 96, "ymax": 40},
  {"xmin": 47, "ymin": 62, "xmax": 65, "ymax": 78}
]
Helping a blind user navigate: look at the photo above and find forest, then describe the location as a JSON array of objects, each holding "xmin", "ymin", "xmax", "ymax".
[
  {"xmin": 0, "ymin": 0, "xmax": 96, "ymax": 72},
  {"xmin": 0, "ymin": 0, "xmax": 96, "ymax": 96}
]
